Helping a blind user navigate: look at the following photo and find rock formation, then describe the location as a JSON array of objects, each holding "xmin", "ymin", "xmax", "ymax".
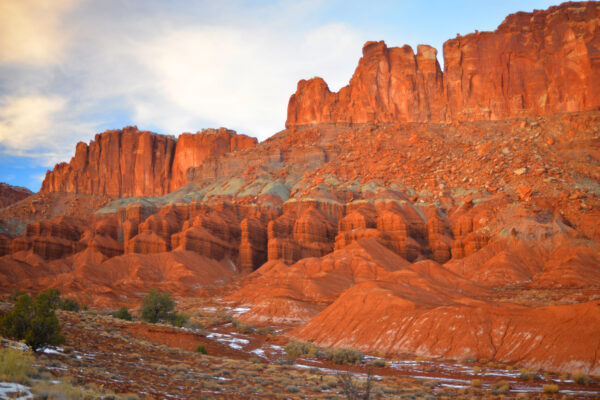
[
  {"xmin": 0, "ymin": 183, "xmax": 33, "ymax": 209},
  {"xmin": 41, "ymin": 126, "xmax": 256, "ymax": 197},
  {"xmin": 286, "ymin": 1, "xmax": 600, "ymax": 127}
]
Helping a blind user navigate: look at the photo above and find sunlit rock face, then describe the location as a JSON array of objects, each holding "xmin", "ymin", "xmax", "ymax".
[
  {"xmin": 287, "ymin": 2, "xmax": 600, "ymax": 127},
  {"xmin": 41, "ymin": 126, "xmax": 256, "ymax": 198}
]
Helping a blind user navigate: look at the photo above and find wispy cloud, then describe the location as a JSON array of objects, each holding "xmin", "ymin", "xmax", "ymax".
[
  {"xmin": 0, "ymin": 95, "xmax": 97, "ymax": 166},
  {"xmin": 0, "ymin": 0, "xmax": 364, "ymax": 166},
  {"xmin": 0, "ymin": 0, "xmax": 78, "ymax": 66},
  {"xmin": 132, "ymin": 22, "xmax": 361, "ymax": 137}
]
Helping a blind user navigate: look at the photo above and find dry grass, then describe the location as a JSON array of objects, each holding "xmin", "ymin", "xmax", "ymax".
[
  {"xmin": 573, "ymin": 371, "xmax": 593, "ymax": 385},
  {"xmin": 0, "ymin": 347, "xmax": 33, "ymax": 384},
  {"xmin": 543, "ymin": 384, "xmax": 559, "ymax": 394}
]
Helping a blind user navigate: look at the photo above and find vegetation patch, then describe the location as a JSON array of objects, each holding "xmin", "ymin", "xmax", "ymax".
[
  {"xmin": 543, "ymin": 384, "xmax": 559, "ymax": 394},
  {"xmin": 112, "ymin": 306, "xmax": 133, "ymax": 321},
  {"xmin": 0, "ymin": 289, "xmax": 65, "ymax": 351},
  {"xmin": 232, "ymin": 318, "xmax": 256, "ymax": 334},
  {"xmin": 284, "ymin": 340, "xmax": 363, "ymax": 365},
  {"xmin": 140, "ymin": 289, "xmax": 188, "ymax": 327},
  {"xmin": 0, "ymin": 347, "xmax": 33, "ymax": 384}
]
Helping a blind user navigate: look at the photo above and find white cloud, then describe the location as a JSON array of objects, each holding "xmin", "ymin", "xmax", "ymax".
[
  {"xmin": 0, "ymin": 95, "xmax": 66, "ymax": 150},
  {"xmin": 0, "ymin": 95, "xmax": 96, "ymax": 166},
  {"xmin": 0, "ymin": 0, "xmax": 78, "ymax": 66},
  {"xmin": 0, "ymin": 0, "xmax": 366, "ymax": 168},
  {"xmin": 131, "ymin": 22, "xmax": 362, "ymax": 139}
]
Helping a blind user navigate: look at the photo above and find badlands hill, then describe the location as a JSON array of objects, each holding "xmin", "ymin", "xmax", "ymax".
[{"xmin": 0, "ymin": 1, "xmax": 599, "ymax": 376}]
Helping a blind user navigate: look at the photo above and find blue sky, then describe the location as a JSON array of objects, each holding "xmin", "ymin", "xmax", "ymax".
[{"xmin": 0, "ymin": 0, "xmax": 563, "ymax": 192}]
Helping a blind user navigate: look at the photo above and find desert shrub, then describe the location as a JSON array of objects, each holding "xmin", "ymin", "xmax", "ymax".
[
  {"xmin": 492, "ymin": 380, "xmax": 510, "ymax": 394},
  {"xmin": 36, "ymin": 288, "xmax": 62, "ymax": 310},
  {"xmin": 0, "ymin": 347, "xmax": 33, "ymax": 384},
  {"xmin": 7, "ymin": 290, "xmax": 27, "ymax": 301},
  {"xmin": 0, "ymin": 292, "xmax": 64, "ymax": 352},
  {"xmin": 60, "ymin": 298, "xmax": 81, "ymax": 312},
  {"xmin": 140, "ymin": 289, "xmax": 174, "ymax": 323},
  {"xmin": 112, "ymin": 306, "xmax": 133, "ymax": 321},
  {"xmin": 285, "ymin": 340, "xmax": 318, "ymax": 358},
  {"xmin": 187, "ymin": 319, "xmax": 204, "ymax": 331},
  {"xmin": 215, "ymin": 311, "xmax": 233, "ymax": 324},
  {"xmin": 325, "ymin": 347, "xmax": 364, "ymax": 365},
  {"xmin": 573, "ymin": 371, "xmax": 592, "ymax": 385},
  {"xmin": 232, "ymin": 318, "xmax": 255, "ymax": 334},
  {"xmin": 1, "ymin": 293, "xmax": 33, "ymax": 339},
  {"xmin": 169, "ymin": 312, "xmax": 188, "ymax": 327},
  {"xmin": 32, "ymin": 378, "xmax": 139, "ymax": 400},
  {"xmin": 195, "ymin": 344, "xmax": 207, "ymax": 354},
  {"xmin": 543, "ymin": 384, "xmax": 559, "ymax": 394},
  {"xmin": 473, "ymin": 366, "xmax": 481, "ymax": 374},
  {"xmin": 257, "ymin": 326, "xmax": 274, "ymax": 335},
  {"xmin": 369, "ymin": 359, "xmax": 387, "ymax": 368},
  {"xmin": 471, "ymin": 379, "xmax": 482, "ymax": 388},
  {"xmin": 337, "ymin": 369, "xmax": 373, "ymax": 400},
  {"xmin": 285, "ymin": 386, "xmax": 300, "ymax": 393},
  {"xmin": 519, "ymin": 369, "xmax": 542, "ymax": 380}
]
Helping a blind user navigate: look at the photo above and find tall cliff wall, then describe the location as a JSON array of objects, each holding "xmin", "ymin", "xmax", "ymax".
[
  {"xmin": 286, "ymin": 1, "xmax": 600, "ymax": 126},
  {"xmin": 41, "ymin": 126, "xmax": 256, "ymax": 197}
]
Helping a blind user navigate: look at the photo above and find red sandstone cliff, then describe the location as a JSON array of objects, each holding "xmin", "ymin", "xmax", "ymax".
[
  {"xmin": 286, "ymin": 1, "xmax": 600, "ymax": 126},
  {"xmin": 41, "ymin": 126, "xmax": 256, "ymax": 197},
  {"xmin": 0, "ymin": 183, "xmax": 32, "ymax": 208}
]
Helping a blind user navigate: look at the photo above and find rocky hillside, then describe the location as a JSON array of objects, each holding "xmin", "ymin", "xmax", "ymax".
[{"xmin": 0, "ymin": 183, "xmax": 32, "ymax": 209}]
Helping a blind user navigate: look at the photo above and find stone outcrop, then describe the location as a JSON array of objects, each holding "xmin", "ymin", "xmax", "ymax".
[
  {"xmin": 0, "ymin": 183, "xmax": 33, "ymax": 209},
  {"xmin": 41, "ymin": 126, "xmax": 256, "ymax": 197},
  {"xmin": 286, "ymin": 2, "xmax": 600, "ymax": 127},
  {"xmin": 11, "ymin": 216, "xmax": 85, "ymax": 259}
]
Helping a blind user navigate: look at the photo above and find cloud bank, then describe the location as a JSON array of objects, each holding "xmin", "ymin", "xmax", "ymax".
[{"xmin": 0, "ymin": 0, "xmax": 363, "ymax": 168}]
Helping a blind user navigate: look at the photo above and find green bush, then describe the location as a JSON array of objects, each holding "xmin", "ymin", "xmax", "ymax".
[
  {"xmin": 60, "ymin": 298, "xmax": 80, "ymax": 312},
  {"xmin": 0, "ymin": 292, "xmax": 65, "ymax": 352},
  {"xmin": 139, "ymin": 289, "xmax": 186, "ymax": 327},
  {"xmin": 195, "ymin": 344, "xmax": 207, "ymax": 354},
  {"xmin": 169, "ymin": 312, "xmax": 188, "ymax": 327},
  {"xmin": 112, "ymin": 307, "xmax": 133, "ymax": 321},
  {"xmin": 140, "ymin": 289, "xmax": 174, "ymax": 323},
  {"xmin": 8, "ymin": 290, "xmax": 27, "ymax": 302},
  {"xmin": 36, "ymin": 289, "xmax": 61, "ymax": 310}
]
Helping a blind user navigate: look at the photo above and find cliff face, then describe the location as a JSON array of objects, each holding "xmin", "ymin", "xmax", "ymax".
[
  {"xmin": 41, "ymin": 126, "xmax": 256, "ymax": 197},
  {"xmin": 286, "ymin": 1, "xmax": 600, "ymax": 126},
  {"xmin": 0, "ymin": 183, "xmax": 32, "ymax": 209}
]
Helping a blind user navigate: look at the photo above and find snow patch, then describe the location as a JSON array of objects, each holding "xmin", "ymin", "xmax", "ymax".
[{"xmin": 0, "ymin": 382, "xmax": 33, "ymax": 400}]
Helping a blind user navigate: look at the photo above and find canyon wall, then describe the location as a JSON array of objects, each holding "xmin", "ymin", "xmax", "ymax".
[
  {"xmin": 286, "ymin": 1, "xmax": 600, "ymax": 126},
  {"xmin": 41, "ymin": 126, "xmax": 256, "ymax": 198},
  {"xmin": 0, "ymin": 183, "xmax": 32, "ymax": 208}
]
